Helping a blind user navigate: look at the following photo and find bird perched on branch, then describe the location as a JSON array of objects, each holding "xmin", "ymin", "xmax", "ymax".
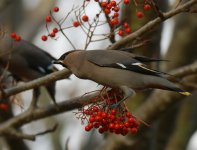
[
  {"xmin": 0, "ymin": 37, "xmax": 58, "ymax": 105},
  {"xmin": 55, "ymin": 50, "xmax": 190, "ymax": 104}
]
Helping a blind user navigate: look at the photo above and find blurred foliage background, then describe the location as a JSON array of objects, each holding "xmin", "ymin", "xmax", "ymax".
[{"xmin": 0, "ymin": 0, "xmax": 196, "ymax": 150}]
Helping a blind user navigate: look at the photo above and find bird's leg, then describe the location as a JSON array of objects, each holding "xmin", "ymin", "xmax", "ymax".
[
  {"xmin": 110, "ymin": 86, "xmax": 135, "ymax": 108},
  {"xmin": 99, "ymin": 86, "xmax": 109, "ymax": 101},
  {"xmin": 30, "ymin": 88, "xmax": 40, "ymax": 108}
]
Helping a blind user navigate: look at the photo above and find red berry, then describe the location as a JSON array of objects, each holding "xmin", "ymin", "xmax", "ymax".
[
  {"xmin": 110, "ymin": 20, "xmax": 115, "ymax": 26},
  {"xmin": 133, "ymin": 121, "xmax": 139, "ymax": 128},
  {"xmin": 41, "ymin": 35, "xmax": 48, "ymax": 41},
  {"xmin": 73, "ymin": 21, "xmax": 80, "ymax": 27},
  {"xmin": 95, "ymin": 116, "xmax": 102, "ymax": 121},
  {"xmin": 10, "ymin": 32, "xmax": 17, "ymax": 39},
  {"xmin": 124, "ymin": 0, "xmax": 130, "ymax": 4},
  {"xmin": 95, "ymin": 0, "xmax": 99, "ymax": 2},
  {"xmin": 109, "ymin": 123, "xmax": 115, "ymax": 129},
  {"xmin": 136, "ymin": 11, "xmax": 144, "ymax": 18},
  {"xmin": 101, "ymin": 2, "xmax": 107, "ymax": 7},
  {"xmin": 85, "ymin": 125, "xmax": 91, "ymax": 131},
  {"xmin": 119, "ymin": 123, "xmax": 124, "ymax": 128},
  {"xmin": 113, "ymin": 18, "xmax": 119, "ymax": 25},
  {"xmin": 114, "ymin": 124, "xmax": 120, "ymax": 130},
  {"xmin": 97, "ymin": 111, "xmax": 102, "ymax": 116},
  {"xmin": 92, "ymin": 106, "xmax": 99, "ymax": 112},
  {"xmin": 125, "ymin": 28, "xmax": 131, "ymax": 33},
  {"xmin": 110, "ymin": 1, "xmax": 116, "ymax": 6},
  {"xmin": 53, "ymin": 6, "xmax": 59, "ymax": 12},
  {"xmin": 84, "ymin": 110, "xmax": 90, "ymax": 115},
  {"xmin": 82, "ymin": 15, "xmax": 89, "ymax": 22},
  {"xmin": 118, "ymin": 29, "xmax": 124, "ymax": 36},
  {"xmin": 50, "ymin": 32, "xmax": 56, "ymax": 37},
  {"xmin": 126, "ymin": 112, "xmax": 132, "ymax": 117},
  {"xmin": 113, "ymin": 6, "xmax": 120, "ymax": 12},
  {"xmin": 115, "ymin": 129, "xmax": 120, "ymax": 134},
  {"xmin": 144, "ymin": 4, "xmax": 151, "ymax": 11},
  {"xmin": 15, "ymin": 36, "xmax": 21, "ymax": 41},
  {"xmin": 102, "ymin": 119, "xmax": 108, "ymax": 125},
  {"xmin": 98, "ymin": 128, "xmax": 105, "ymax": 134},
  {"xmin": 130, "ymin": 128, "xmax": 137, "ymax": 134},
  {"xmin": 110, "ymin": 18, "xmax": 119, "ymax": 26},
  {"xmin": 111, "ymin": 109, "xmax": 116, "ymax": 115},
  {"xmin": 94, "ymin": 123, "xmax": 100, "ymax": 128},
  {"xmin": 122, "ymin": 128, "xmax": 129, "ymax": 135},
  {"xmin": 53, "ymin": 28, "xmax": 58, "ymax": 33},
  {"xmin": 45, "ymin": 16, "xmax": 52, "ymax": 22},
  {"xmin": 109, "ymin": 115, "xmax": 115, "ymax": 121},
  {"xmin": 113, "ymin": 12, "xmax": 119, "ymax": 18},
  {"xmin": 106, "ymin": 4, "xmax": 112, "ymax": 9},
  {"xmin": 0, "ymin": 103, "xmax": 9, "ymax": 112},
  {"xmin": 101, "ymin": 112, "xmax": 107, "ymax": 118},
  {"xmin": 128, "ymin": 117, "xmax": 135, "ymax": 123},
  {"xmin": 104, "ymin": 8, "xmax": 111, "ymax": 14},
  {"xmin": 123, "ymin": 22, "xmax": 129, "ymax": 28},
  {"xmin": 124, "ymin": 122, "xmax": 130, "ymax": 128},
  {"xmin": 88, "ymin": 123, "xmax": 93, "ymax": 129},
  {"xmin": 89, "ymin": 116, "xmax": 95, "ymax": 123}
]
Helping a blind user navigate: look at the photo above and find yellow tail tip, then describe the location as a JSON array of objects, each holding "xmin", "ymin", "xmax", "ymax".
[{"xmin": 179, "ymin": 92, "xmax": 191, "ymax": 96}]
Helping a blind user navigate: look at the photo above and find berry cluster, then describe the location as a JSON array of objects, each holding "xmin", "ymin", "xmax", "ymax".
[
  {"xmin": 100, "ymin": 0, "xmax": 134, "ymax": 37},
  {"xmin": 41, "ymin": 1, "xmax": 152, "ymax": 42},
  {"xmin": 118, "ymin": 22, "xmax": 131, "ymax": 36},
  {"xmin": 41, "ymin": 6, "xmax": 60, "ymax": 41},
  {"xmin": 84, "ymin": 106, "xmax": 139, "ymax": 135},
  {"xmin": 72, "ymin": 15, "xmax": 89, "ymax": 28},
  {"xmin": 41, "ymin": 27, "xmax": 59, "ymax": 41},
  {"xmin": 136, "ymin": 4, "xmax": 151, "ymax": 19},
  {"xmin": 10, "ymin": 32, "xmax": 21, "ymax": 42},
  {"xmin": 75, "ymin": 88, "xmax": 139, "ymax": 135}
]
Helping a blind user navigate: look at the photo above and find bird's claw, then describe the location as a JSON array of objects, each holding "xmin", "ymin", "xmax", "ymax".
[
  {"xmin": 109, "ymin": 96, "xmax": 129, "ymax": 108},
  {"xmin": 109, "ymin": 102, "xmax": 122, "ymax": 108}
]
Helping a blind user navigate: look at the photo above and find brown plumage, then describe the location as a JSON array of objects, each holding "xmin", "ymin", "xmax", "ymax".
[{"xmin": 55, "ymin": 50, "xmax": 191, "ymax": 96}]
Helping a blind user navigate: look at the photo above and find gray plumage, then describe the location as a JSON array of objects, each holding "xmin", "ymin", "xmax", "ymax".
[
  {"xmin": 55, "ymin": 50, "xmax": 190, "ymax": 96},
  {"xmin": 0, "ymin": 37, "xmax": 58, "ymax": 103}
]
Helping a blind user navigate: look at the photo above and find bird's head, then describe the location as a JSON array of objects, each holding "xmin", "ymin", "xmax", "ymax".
[{"xmin": 53, "ymin": 50, "xmax": 79, "ymax": 67}]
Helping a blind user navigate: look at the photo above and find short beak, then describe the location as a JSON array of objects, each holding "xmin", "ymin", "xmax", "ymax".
[
  {"xmin": 53, "ymin": 60, "xmax": 67, "ymax": 67},
  {"xmin": 53, "ymin": 60, "xmax": 64, "ymax": 64}
]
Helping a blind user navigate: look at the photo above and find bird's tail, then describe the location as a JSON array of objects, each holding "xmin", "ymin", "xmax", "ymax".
[
  {"xmin": 164, "ymin": 86, "xmax": 191, "ymax": 96},
  {"xmin": 151, "ymin": 77, "xmax": 191, "ymax": 96},
  {"xmin": 178, "ymin": 91, "xmax": 191, "ymax": 96}
]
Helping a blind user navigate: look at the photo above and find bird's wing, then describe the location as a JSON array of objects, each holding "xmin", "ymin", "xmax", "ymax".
[
  {"xmin": 133, "ymin": 56, "xmax": 169, "ymax": 63},
  {"xmin": 16, "ymin": 40, "xmax": 57, "ymax": 74},
  {"xmin": 86, "ymin": 50, "xmax": 167, "ymax": 77}
]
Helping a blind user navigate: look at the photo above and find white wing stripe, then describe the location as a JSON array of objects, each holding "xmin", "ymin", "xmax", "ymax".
[
  {"xmin": 132, "ymin": 62, "xmax": 143, "ymax": 65},
  {"xmin": 116, "ymin": 63, "xmax": 127, "ymax": 68}
]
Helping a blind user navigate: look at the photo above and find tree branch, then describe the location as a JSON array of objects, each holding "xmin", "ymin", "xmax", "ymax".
[
  {"xmin": 0, "ymin": 69, "xmax": 71, "ymax": 99},
  {"xmin": 0, "ymin": 62, "xmax": 196, "ymax": 140},
  {"xmin": 108, "ymin": 0, "xmax": 197, "ymax": 50},
  {"xmin": 0, "ymin": 0, "xmax": 196, "ymax": 101}
]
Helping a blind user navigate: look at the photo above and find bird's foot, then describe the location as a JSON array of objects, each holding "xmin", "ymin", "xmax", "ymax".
[
  {"xmin": 109, "ymin": 96, "xmax": 129, "ymax": 108},
  {"xmin": 52, "ymin": 100, "xmax": 60, "ymax": 111}
]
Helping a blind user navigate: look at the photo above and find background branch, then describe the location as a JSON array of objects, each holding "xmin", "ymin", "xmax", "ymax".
[
  {"xmin": 0, "ymin": 62, "xmax": 196, "ymax": 140},
  {"xmin": 0, "ymin": 0, "xmax": 196, "ymax": 101},
  {"xmin": 108, "ymin": 0, "xmax": 197, "ymax": 50}
]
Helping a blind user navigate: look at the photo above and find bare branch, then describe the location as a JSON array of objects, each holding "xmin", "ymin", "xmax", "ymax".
[
  {"xmin": 0, "ymin": 93, "xmax": 97, "ymax": 139},
  {"xmin": 0, "ymin": 69, "xmax": 71, "ymax": 100},
  {"xmin": 108, "ymin": 0, "xmax": 197, "ymax": 50},
  {"xmin": 5, "ymin": 128, "xmax": 36, "ymax": 141},
  {"xmin": 0, "ymin": 62, "xmax": 196, "ymax": 140},
  {"xmin": 35, "ymin": 123, "xmax": 58, "ymax": 136}
]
